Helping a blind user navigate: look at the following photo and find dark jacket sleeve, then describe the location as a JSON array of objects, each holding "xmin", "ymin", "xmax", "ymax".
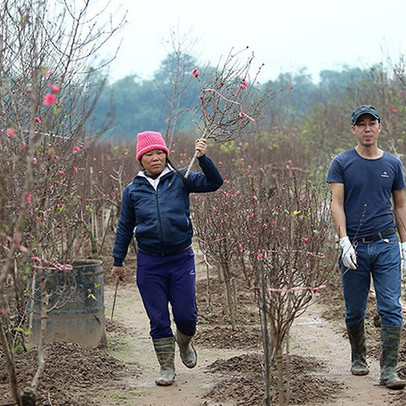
[
  {"xmin": 186, "ymin": 155, "xmax": 223, "ymax": 193},
  {"xmin": 112, "ymin": 186, "xmax": 136, "ymax": 266}
]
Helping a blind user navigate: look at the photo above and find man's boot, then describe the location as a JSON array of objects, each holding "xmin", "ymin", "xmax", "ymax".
[
  {"xmin": 347, "ymin": 321, "xmax": 369, "ymax": 375},
  {"xmin": 175, "ymin": 329, "xmax": 197, "ymax": 368},
  {"xmin": 152, "ymin": 336, "xmax": 175, "ymax": 386},
  {"xmin": 380, "ymin": 325, "xmax": 406, "ymax": 389}
]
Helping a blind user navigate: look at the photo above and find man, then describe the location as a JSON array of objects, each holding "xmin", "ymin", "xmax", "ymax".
[{"xmin": 326, "ymin": 105, "xmax": 406, "ymax": 389}]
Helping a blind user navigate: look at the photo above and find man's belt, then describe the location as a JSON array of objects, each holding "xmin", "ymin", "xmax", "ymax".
[{"xmin": 360, "ymin": 227, "xmax": 397, "ymax": 243}]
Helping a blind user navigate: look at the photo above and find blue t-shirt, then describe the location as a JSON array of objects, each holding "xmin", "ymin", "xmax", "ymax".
[{"xmin": 326, "ymin": 148, "xmax": 405, "ymax": 239}]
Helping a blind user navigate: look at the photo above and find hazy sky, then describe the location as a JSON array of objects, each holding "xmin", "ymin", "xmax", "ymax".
[{"xmin": 104, "ymin": 0, "xmax": 406, "ymax": 83}]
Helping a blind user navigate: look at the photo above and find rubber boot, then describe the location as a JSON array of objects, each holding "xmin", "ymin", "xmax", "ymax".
[
  {"xmin": 347, "ymin": 321, "xmax": 369, "ymax": 376},
  {"xmin": 152, "ymin": 336, "xmax": 175, "ymax": 386},
  {"xmin": 380, "ymin": 325, "xmax": 406, "ymax": 390},
  {"xmin": 175, "ymin": 330, "xmax": 197, "ymax": 368}
]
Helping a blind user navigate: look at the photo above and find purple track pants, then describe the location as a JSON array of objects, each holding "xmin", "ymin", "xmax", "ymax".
[{"xmin": 136, "ymin": 247, "xmax": 197, "ymax": 339}]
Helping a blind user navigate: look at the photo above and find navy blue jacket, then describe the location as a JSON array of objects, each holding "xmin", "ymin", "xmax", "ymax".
[{"xmin": 113, "ymin": 155, "xmax": 223, "ymax": 265}]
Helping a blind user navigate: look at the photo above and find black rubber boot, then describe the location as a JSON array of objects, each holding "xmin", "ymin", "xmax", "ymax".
[
  {"xmin": 380, "ymin": 325, "xmax": 406, "ymax": 390},
  {"xmin": 152, "ymin": 336, "xmax": 176, "ymax": 386},
  {"xmin": 347, "ymin": 321, "xmax": 369, "ymax": 376},
  {"xmin": 175, "ymin": 330, "xmax": 197, "ymax": 368}
]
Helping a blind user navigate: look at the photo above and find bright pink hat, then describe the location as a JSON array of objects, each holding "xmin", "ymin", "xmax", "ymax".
[{"xmin": 136, "ymin": 131, "xmax": 169, "ymax": 161}]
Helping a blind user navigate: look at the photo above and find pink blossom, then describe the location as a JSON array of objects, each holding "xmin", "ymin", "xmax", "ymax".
[
  {"xmin": 25, "ymin": 192, "xmax": 33, "ymax": 203},
  {"xmin": 192, "ymin": 68, "xmax": 200, "ymax": 78},
  {"xmin": 62, "ymin": 227, "xmax": 66, "ymax": 231},
  {"xmin": 22, "ymin": 142, "xmax": 28, "ymax": 148},
  {"xmin": 34, "ymin": 117, "xmax": 41, "ymax": 125},
  {"xmin": 73, "ymin": 146, "xmax": 80, "ymax": 153},
  {"xmin": 257, "ymin": 253, "xmax": 264, "ymax": 259},
  {"xmin": 43, "ymin": 69, "xmax": 53, "ymax": 78},
  {"xmin": 0, "ymin": 308, "xmax": 6, "ymax": 317},
  {"xmin": 303, "ymin": 237, "xmax": 308, "ymax": 243},
  {"xmin": 73, "ymin": 167, "xmax": 78, "ymax": 173},
  {"xmin": 59, "ymin": 170, "xmax": 65, "ymax": 176},
  {"xmin": 185, "ymin": 108, "xmax": 190, "ymax": 112},
  {"xmin": 31, "ymin": 256, "xmax": 42, "ymax": 262},
  {"xmin": 7, "ymin": 128, "xmax": 16, "ymax": 138},
  {"xmin": 240, "ymin": 78, "xmax": 248, "ymax": 89},
  {"xmin": 50, "ymin": 84, "xmax": 61, "ymax": 93},
  {"xmin": 253, "ymin": 195, "xmax": 258, "ymax": 201},
  {"xmin": 391, "ymin": 107, "xmax": 399, "ymax": 113},
  {"xmin": 43, "ymin": 93, "xmax": 56, "ymax": 106},
  {"xmin": 33, "ymin": 157, "xmax": 37, "ymax": 164},
  {"xmin": 238, "ymin": 243, "xmax": 243, "ymax": 249},
  {"xmin": 212, "ymin": 206, "xmax": 217, "ymax": 212}
]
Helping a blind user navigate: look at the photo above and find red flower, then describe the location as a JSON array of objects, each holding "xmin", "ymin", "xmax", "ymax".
[
  {"xmin": 43, "ymin": 93, "xmax": 56, "ymax": 106},
  {"xmin": 34, "ymin": 117, "xmax": 41, "ymax": 124},
  {"xmin": 303, "ymin": 237, "xmax": 308, "ymax": 243}
]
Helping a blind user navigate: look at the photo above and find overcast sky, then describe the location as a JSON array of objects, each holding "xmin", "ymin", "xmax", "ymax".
[{"xmin": 103, "ymin": 0, "xmax": 406, "ymax": 83}]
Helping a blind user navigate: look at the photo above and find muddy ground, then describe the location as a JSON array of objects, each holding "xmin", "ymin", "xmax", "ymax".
[{"xmin": 1, "ymin": 256, "xmax": 406, "ymax": 405}]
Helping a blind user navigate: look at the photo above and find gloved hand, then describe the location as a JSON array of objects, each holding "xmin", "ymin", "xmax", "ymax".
[
  {"xmin": 400, "ymin": 242, "xmax": 406, "ymax": 280},
  {"xmin": 339, "ymin": 236, "xmax": 357, "ymax": 269}
]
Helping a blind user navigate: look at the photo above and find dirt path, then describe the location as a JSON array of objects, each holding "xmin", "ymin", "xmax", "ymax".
[
  {"xmin": 99, "ymin": 283, "xmax": 242, "ymax": 406},
  {"xmin": 289, "ymin": 303, "xmax": 395, "ymax": 406},
  {"xmin": 97, "ymin": 283, "xmax": 400, "ymax": 406}
]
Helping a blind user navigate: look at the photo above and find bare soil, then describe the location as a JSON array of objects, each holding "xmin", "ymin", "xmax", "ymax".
[{"xmin": 1, "ymin": 260, "xmax": 406, "ymax": 406}]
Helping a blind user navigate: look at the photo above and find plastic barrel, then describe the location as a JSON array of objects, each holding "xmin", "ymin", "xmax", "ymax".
[{"xmin": 31, "ymin": 259, "xmax": 106, "ymax": 348}]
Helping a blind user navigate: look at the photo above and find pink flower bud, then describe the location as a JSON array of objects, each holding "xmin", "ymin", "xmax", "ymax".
[
  {"xmin": 50, "ymin": 84, "xmax": 61, "ymax": 93},
  {"xmin": 7, "ymin": 128, "xmax": 16, "ymax": 138}
]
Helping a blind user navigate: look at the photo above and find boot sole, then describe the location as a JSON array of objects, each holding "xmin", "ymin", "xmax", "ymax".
[{"xmin": 380, "ymin": 380, "xmax": 406, "ymax": 390}]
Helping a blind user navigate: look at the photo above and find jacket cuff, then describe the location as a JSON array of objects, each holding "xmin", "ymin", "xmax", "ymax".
[{"xmin": 113, "ymin": 257, "xmax": 124, "ymax": 267}]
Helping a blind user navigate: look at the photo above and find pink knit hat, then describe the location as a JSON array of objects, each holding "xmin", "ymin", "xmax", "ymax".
[{"xmin": 136, "ymin": 131, "xmax": 169, "ymax": 161}]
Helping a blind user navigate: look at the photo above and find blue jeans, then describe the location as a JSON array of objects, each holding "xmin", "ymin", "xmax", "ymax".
[
  {"xmin": 136, "ymin": 247, "xmax": 197, "ymax": 339},
  {"xmin": 340, "ymin": 233, "xmax": 403, "ymax": 328}
]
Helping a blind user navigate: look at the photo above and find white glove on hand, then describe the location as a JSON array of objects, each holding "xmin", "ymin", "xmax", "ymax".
[
  {"xmin": 400, "ymin": 242, "xmax": 406, "ymax": 280},
  {"xmin": 339, "ymin": 236, "xmax": 357, "ymax": 269}
]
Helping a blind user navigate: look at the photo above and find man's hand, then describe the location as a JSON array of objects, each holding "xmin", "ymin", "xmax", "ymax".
[
  {"xmin": 339, "ymin": 236, "xmax": 357, "ymax": 269},
  {"xmin": 111, "ymin": 266, "xmax": 124, "ymax": 280},
  {"xmin": 195, "ymin": 138, "xmax": 207, "ymax": 157},
  {"xmin": 400, "ymin": 242, "xmax": 406, "ymax": 280}
]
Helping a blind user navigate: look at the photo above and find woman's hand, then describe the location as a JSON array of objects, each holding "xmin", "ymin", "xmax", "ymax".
[
  {"xmin": 111, "ymin": 266, "xmax": 124, "ymax": 280},
  {"xmin": 195, "ymin": 138, "xmax": 207, "ymax": 157}
]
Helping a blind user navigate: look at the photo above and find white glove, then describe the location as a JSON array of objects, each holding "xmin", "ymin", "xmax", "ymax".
[
  {"xmin": 400, "ymin": 242, "xmax": 406, "ymax": 279},
  {"xmin": 339, "ymin": 236, "xmax": 357, "ymax": 269}
]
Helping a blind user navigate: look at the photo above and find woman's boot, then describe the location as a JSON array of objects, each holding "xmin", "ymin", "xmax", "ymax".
[
  {"xmin": 152, "ymin": 336, "xmax": 175, "ymax": 386},
  {"xmin": 380, "ymin": 325, "xmax": 406, "ymax": 389},
  {"xmin": 175, "ymin": 330, "xmax": 197, "ymax": 368},
  {"xmin": 347, "ymin": 321, "xmax": 369, "ymax": 375}
]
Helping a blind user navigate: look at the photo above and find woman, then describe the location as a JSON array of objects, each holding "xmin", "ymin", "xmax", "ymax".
[{"xmin": 111, "ymin": 131, "xmax": 223, "ymax": 386}]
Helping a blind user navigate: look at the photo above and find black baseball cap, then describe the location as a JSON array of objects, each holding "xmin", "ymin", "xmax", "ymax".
[{"xmin": 351, "ymin": 105, "xmax": 381, "ymax": 125}]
